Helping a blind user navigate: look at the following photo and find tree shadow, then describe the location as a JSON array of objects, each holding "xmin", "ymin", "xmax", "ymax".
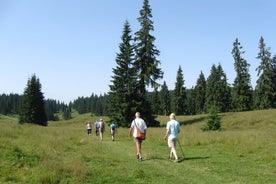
[{"xmin": 179, "ymin": 117, "xmax": 206, "ymax": 126}]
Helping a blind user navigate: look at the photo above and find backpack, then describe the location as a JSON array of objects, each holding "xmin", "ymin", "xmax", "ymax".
[{"xmin": 111, "ymin": 124, "xmax": 115, "ymax": 130}]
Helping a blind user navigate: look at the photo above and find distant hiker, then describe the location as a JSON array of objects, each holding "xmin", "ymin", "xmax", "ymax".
[
  {"xmin": 110, "ymin": 122, "xmax": 116, "ymax": 141},
  {"xmin": 129, "ymin": 112, "xmax": 147, "ymax": 162},
  {"xmin": 164, "ymin": 113, "xmax": 180, "ymax": 163},
  {"xmin": 86, "ymin": 121, "xmax": 92, "ymax": 136},
  {"xmin": 98, "ymin": 118, "xmax": 105, "ymax": 141},
  {"xmin": 94, "ymin": 120, "xmax": 99, "ymax": 136}
]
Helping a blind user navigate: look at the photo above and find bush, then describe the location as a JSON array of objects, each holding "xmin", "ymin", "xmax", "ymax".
[{"xmin": 202, "ymin": 106, "xmax": 221, "ymax": 131}]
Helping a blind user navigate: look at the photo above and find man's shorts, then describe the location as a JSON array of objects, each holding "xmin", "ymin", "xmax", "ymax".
[{"xmin": 168, "ymin": 138, "xmax": 176, "ymax": 148}]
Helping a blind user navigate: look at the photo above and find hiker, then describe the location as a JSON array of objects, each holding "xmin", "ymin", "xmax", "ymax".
[
  {"xmin": 98, "ymin": 118, "xmax": 105, "ymax": 141},
  {"xmin": 86, "ymin": 121, "xmax": 92, "ymax": 136},
  {"xmin": 110, "ymin": 122, "xmax": 116, "ymax": 141},
  {"xmin": 164, "ymin": 113, "xmax": 181, "ymax": 163},
  {"xmin": 94, "ymin": 120, "xmax": 99, "ymax": 136},
  {"xmin": 129, "ymin": 112, "xmax": 147, "ymax": 162}
]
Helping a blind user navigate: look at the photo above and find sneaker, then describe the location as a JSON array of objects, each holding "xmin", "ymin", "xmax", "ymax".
[
  {"xmin": 138, "ymin": 157, "xmax": 143, "ymax": 162},
  {"xmin": 136, "ymin": 154, "xmax": 139, "ymax": 159},
  {"xmin": 174, "ymin": 159, "xmax": 179, "ymax": 163}
]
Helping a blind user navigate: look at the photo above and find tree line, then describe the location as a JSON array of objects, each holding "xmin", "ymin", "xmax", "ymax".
[{"xmin": 1, "ymin": 0, "xmax": 275, "ymax": 127}]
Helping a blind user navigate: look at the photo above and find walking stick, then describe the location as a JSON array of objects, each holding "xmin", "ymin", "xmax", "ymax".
[{"xmin": 177, "ymin": 139, "xmax": 185, "ymax": 159}]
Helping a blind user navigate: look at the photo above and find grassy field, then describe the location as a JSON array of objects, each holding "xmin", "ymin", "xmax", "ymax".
[{"xmin": 0, "ymin": 109, "xmax": 276, "ymax": 183}]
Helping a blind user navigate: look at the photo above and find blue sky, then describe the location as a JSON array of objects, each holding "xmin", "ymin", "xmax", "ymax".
[{"xmin": 1, "ymin": 0, "xmax": 275, "ymax": 103}]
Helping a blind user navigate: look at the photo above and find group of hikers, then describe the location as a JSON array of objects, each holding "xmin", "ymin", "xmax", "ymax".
[
  {"xmin": 86, "ymin": 119, "xmax": 116, "ymax": 141},
  {"xmin": 86, "ymin": 112, "xmax": 181, "ymax": 163}
]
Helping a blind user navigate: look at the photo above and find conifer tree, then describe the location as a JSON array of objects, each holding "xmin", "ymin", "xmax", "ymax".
[
  {"xmin": 108, "ymin": 21, "xmax": 138, "ymax": 127},
  {"xmin": 186, "ymin": 87, "xmax": 196, "ymax": 115},
  {"xmin": 151, "ymin": 87, "xmax": 161, "ymax": 115},
  {"xmin": 272, "ymin": 55, "xmax": 276, "ymax": 107},
  {"xmin": 231, "ymin": 38, "xmax": 253, "ymax": 111},
  {"xmin": 159, "ymin": 81, "xmax": 171, "ymax": 116},
  {"xmin": 133, "ymin": 0, "xmax": 163, "ymax": 126},
  {"xmin": 19, "ymin": 74, "xmax": 47, "ymax": 126},
  {"xmin": 206, "ymin": 64, "xmax": 231, "ymax": 112},
  {"xmin": 254, "ymin": 37, "xmax": 276, "ymax": 109},
  {"xmin": 194, "ymin": 71, "xmax": 206, "ymax": 114},
  {"xmin": 173, "ymin": 66, "xmax": 186, "ymax": 115}
]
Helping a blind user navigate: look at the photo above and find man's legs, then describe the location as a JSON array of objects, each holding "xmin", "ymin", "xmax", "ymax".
[{"xmin": 135, "ymin": 138, "xmax": 142, "ymax": 161}]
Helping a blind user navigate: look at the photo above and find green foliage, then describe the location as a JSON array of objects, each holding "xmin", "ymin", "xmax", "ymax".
[
  {"xmin": 108, "ymin": 21, "xmax": 139, "ymax": 127},
  {"xmin": 0, "ymin": 93, "xmax": 22, "ymax": 115},
  {"xmin": 194, "ymin": 71, "xmax": 206, "ymax": 114},
  {"xmin": 159, "ymin": 81, "xmax": 171, "ymax": 116},
  {"xmin": 206, "ymin": 64, "xmax": 231, "ymax": 112},
  {"xmin": 202, "ymin": 106, "xmax": 221, "ymax": 131},
  {"xmin": 173, "ymin": 66, "xmax": 186, "ymax": 115},
  {"xmin": 231, "ymin": 38, "xmax": 253, "ymax": 111},
  {"xmin": 19, "ymin": 74, "xmax": 47, "ymax": 126},
  {"xmin": 254, "ymin": 36, "xmax": 276, "ymax": 109},
  {"xmin": 72, "ymin": 94, "xmax": 108, "ymax": 116}
]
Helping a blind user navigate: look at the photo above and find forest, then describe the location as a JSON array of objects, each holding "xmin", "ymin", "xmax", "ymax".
[{"xmin": 1, "ymin": 0, "xmax": 275, "ymax": 127}]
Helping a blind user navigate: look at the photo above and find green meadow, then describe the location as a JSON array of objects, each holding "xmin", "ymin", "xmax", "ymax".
[{"xmin": 0, "ymin": 109, "xmax": 275, "ymax": 183}]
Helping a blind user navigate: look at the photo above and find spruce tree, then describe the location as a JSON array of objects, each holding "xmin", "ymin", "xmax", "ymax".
[
  {"xmin": 272, "ymin": 55, "xmax": 276, "ymax": 107},
  {"xmin": 254, "ymin": 37, "xmax": 276, "ymax": 109},
  {"xmin": 159, "ymin": 81, "xmax": 171, "ymax": 116},
  {"xmin": 173, "ymin": 66, "xmax": 186, "ymax": 115},
  {"xmin": 194, "ymin": 71, "xmax": 206, "ymax": 114},
  {"xmin": 19, "ymin": 74, "xmax": 47, "ymax": 126},
  {"xmin": 151, "ymin": 87, "xmax": 161, "ymax": 115},
  {"xmin": 206, "ymin": 64, "xmax": 231, "ymax": 112},
  {"xmin": 133, "ymin": 0, "xmax": 163, "ymax": 126},
  {"xmin": 231, "ymin": 38, "xmax": 253, "ymax": 111},
  {"xmin": 186, "ymin": 87, "xmax": 196, "ymax": 115},
  {"xmin": 108, "ymin": 21, "xmax": 138, "ymax": 127}
]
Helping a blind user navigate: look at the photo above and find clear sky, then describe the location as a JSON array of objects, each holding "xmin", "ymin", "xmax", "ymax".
[{"xmin": 1, "ymin": 0, "xmax": 275, "ymax": 104}]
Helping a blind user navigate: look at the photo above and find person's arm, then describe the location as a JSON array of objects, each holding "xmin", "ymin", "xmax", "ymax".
[
  {"xmin": 129, "ymin": 127, "xmax": 133, "ymax": 137},
  {"xmin": 164, "ymin": 129, "xmax": 169, "ymax": 140}
]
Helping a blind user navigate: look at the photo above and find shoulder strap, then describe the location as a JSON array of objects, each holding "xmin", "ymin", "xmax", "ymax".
[{"xmin": 134, "ymin": 120, "xmax": 142, "ymax": 132}]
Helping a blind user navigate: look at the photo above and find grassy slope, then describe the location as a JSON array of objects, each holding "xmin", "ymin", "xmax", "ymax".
[{"xmin": 0, "ymin": 110, "xmax": 275, "ymax": 183}]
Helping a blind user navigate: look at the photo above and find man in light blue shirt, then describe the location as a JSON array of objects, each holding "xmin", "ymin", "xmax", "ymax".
[{"xmin": 164, "ymin": 113, "xmax": 180, "ymax": 163}]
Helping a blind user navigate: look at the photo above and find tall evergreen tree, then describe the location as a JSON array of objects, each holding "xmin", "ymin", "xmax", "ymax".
[
  {"xmin": 206, "ymin": 64, "xmax": 231, "ymax": 112},
  {"xmin": 186, "ymin": 87, "xmax": 196, "ymax": 115},
  {"xmin": 272, "ymin": 55, "xmax": 276, "ymax": 107},
  {"xmin": 173, "ymin": 66, "xmax": 186, "ymax": 115},
  {"xmin": 254, "ymin": 37, "xmax": 276, "ymax": 109},
  {"xmin": 151, "ymin": 87, "xmax": 161, "ymax": 115},
  {"xmin": 194, "ymin": 71, "xmax": 206, "ymax": 114},
  {"xmin": 231, "ymin": 38, "xmax": 253, "ymax": 111},
  {"xmin": 133, "ymin": 0, "xmax": 163, "ymax": 126},
  {"xmin": 108, "ymin": 21, "xmax": 138, "ymax": 127},
  {"xmin": 19, "ymin": 74, "xmax": 47, "ymax": 126},
  {"xmin": 159, "ymin": 81, "xmax": 171, "ymax": 116}
]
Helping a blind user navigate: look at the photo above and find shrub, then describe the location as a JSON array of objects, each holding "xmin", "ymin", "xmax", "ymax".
[{"xmin": 202, "ymin": 106, "xmax": 221, "ymax": 131}]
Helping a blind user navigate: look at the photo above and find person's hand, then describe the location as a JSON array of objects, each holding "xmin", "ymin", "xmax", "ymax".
[{"xmin": 164, "ymin": 136, "xmax": 167, "ymax": 141}]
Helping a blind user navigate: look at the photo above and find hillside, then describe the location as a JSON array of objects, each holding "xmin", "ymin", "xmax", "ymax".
[{"xmin": 0, "ymin": 109, "xmax": 275, "ymax": 183}]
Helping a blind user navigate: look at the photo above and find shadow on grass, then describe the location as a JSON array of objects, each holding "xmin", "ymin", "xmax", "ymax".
[
  {"xmin": 142, "ymin": 156, "xmax": 210, "ymax": 163},
  {"xmin": 159, "ymin": 116, "xmax": 206, "ymax": 127},
  {"xmin": 180, "ymin": 117, "xmax": 206, "ymax": 126}
]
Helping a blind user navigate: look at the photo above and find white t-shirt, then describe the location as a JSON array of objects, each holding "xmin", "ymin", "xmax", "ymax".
[{"xmin": 131, "ymin": 118, "xmax": 147, "ymax": 138}]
